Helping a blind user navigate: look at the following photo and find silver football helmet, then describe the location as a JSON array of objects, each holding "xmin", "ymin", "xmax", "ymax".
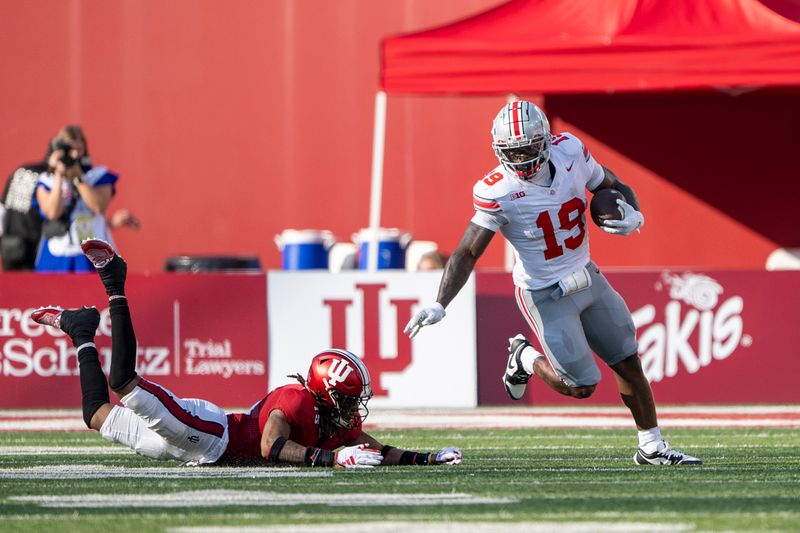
[{"xmin": 491, "ymin": 100, "xmax": 551, "ymax": 180}]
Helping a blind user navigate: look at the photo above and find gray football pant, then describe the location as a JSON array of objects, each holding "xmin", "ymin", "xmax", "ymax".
[{"xmin": 515, "ymin": 262, "xmax": 638, "ymax": 387}]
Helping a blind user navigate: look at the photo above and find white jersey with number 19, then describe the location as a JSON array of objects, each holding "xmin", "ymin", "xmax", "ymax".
[{"xmin": 471, "ymin": 132, "xmax": 605, "ymax": 290}]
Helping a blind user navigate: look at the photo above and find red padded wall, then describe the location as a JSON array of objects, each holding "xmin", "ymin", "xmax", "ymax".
[{"xmin": 0, "ymin": 1, "xmax": 791, "ymax": 273}]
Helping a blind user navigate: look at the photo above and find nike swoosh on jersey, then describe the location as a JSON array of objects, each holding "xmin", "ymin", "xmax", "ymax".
[{"xmin": 566, "ymin": 162, "xmax": 574, "ymax": 172}]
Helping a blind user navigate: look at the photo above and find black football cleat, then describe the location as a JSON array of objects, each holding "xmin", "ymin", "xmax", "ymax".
[
  {"xmin": 634, "ymin": 441, "xmax": 702, "ymax": 465},
  {"xmin": 81, "ymin": 238, "xmax": 127, "ymax": 296},
  {"xmin": 503, "ymin": 334, "xmax": 533, "ymax": 401}
]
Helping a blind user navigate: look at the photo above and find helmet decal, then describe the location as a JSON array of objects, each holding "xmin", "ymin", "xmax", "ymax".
[{"xmin": 323, "ymin": 359, "xmax": 355, "ymax": 389}]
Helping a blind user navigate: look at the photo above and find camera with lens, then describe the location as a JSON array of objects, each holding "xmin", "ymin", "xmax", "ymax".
[{"xmin": 51, "ymin": 139, "xmax": 78, "ymax": 167}]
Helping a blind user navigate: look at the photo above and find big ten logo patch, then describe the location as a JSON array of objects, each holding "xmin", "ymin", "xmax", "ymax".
[
  {"xmin": 632, "ymin": 272, "xmax": 750, "ymax": 382},
  {"xmin": 323, "ymin": 283, "xmax": 418, "ymax": 396}
]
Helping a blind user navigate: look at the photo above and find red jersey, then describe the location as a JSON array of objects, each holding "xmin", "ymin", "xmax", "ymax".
[{"xmin": 218, "ymin": 384, "xmax": 362, "ymax": 464}]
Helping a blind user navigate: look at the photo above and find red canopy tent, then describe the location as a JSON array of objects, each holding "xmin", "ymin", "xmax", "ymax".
[
  {"xmin": 381, "ymin": 0, "xmax": 800, "ymax": 94},
  {"xmin": 361, "ymin": 0, "xmax": 800, "ymax": 269}
]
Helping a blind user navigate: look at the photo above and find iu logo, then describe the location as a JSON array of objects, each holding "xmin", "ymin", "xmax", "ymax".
[
  {"xmin": 324, "ymin": 359, "xmax": 354, "ymax": 388},
  {"xmin": 323, "ymin": 283, "xmax": 417, "ymax": 397}
]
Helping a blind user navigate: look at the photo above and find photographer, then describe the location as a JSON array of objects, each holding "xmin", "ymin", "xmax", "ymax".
[{"xmin": 33, "ymin": 125, "xmax": 120, "ymax": 272}]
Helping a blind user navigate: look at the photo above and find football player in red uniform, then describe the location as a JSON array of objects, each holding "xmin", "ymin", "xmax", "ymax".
[{"xmin": 31, "ymin": 239, "xmax": 462, "ymax": 469}]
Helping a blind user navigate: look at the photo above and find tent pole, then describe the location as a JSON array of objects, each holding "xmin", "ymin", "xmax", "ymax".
[{"xmin": 367, "ymin": 90, "xmax": 387, "ymax": 272}]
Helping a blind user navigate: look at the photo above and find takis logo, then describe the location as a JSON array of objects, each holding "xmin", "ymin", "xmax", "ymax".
[
  {"xmin": 663, "ymin": 272, "xmax": 722, "ymax": 310},
  {"xmin": 632, "ymin": 272, "xmax": 751, "ymax": 382},
  {"xmin": 323, "ymin": 283, "xmax": 418, "ymax": 397}
]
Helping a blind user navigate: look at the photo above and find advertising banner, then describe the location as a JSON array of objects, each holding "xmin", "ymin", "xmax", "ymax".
[
  {"xmin": 0, "ymin": 273, "xmax": 268, "ymax": 409},
  {"xmin": 476, "ymin": 269, "xmax": 800, "ymax": 405},
  {"xmin": 268, "ymin": 271, "xmax": 477, "ymax": 408},
  {"xmin": 4, "ymin": 268, "xmax": 795, "ymax": 410}
]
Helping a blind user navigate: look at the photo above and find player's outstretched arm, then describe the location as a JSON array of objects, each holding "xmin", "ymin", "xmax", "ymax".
[
  {"xmin": 261, "ymin": 410, "xmax": 382, "ymax": 468},
  {"xmin": 436, "ymin": 222, "xmax": 495, "ymax": 308},
  {"xmin": 353, "ymin": 432, "xmax": 463, "ymax": 466},
  {"xmin": 404, "ymin": 222, "xmax": 494, "ymax": 338}
]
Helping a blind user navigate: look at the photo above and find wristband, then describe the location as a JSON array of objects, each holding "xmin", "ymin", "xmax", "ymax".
[
  {"xmin": 399, "ymin": 451, "xmax": 431, "ymax": 465},
  {"xmin": 380, "ymin": 445, "xmax": 396, "ymax": 456},
  {"xmin": 304, "ymin": 447, "xmax": 335, "ymax": 467},
  {"xmin": 266, "ymin": 436, "xmax": 288, "ymax": 464}
]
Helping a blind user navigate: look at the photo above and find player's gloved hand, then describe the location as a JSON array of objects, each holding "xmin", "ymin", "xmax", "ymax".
[
  {"xmin": 601, "ymin": 199, "xmax": 645, "ymax": 236},
  {"xmin": 433, "ymin": 446, "xmax": 463, "ymax": 465},
  {"xmin": 404, "ymin": 303, "xmax": 446, "ymax": 338},
  {"xmin": 335, "ymin": 443, "xmax": 383, "ymax": 468}
]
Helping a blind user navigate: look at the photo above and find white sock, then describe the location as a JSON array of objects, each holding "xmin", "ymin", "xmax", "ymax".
[
  {"xmin": 519, "ymin": 346, "xmax": 541, "ymax": 375},
  {"xmin": 638, "ymin": 427, "xmax": 663, "ymax": 453}
]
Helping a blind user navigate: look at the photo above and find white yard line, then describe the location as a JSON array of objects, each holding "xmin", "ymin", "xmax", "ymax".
[
  {"xmin": 0, "ymin": 409, "xmax": 86, "ymax": 417},
  {"xmin": 366, "ymin": 414, "xmax": 800, "ymax": 429},
  {"xmin": 0, "ymin": 465, "xmax": 331, "ymax": 479},
  {"xmin": 170, "ymin": 522, "xmax": 691, "ymax": 533},
  {"xmin": 0, "ymin": 420, "xmax": 88, "ymax": 431},
  {"xmin": 0, "ymin": 446, "xmax": 131, "ymax": 455},
  {"xmin": 10, "ymin": 490, "xmax": 515, "ymax": 507}
]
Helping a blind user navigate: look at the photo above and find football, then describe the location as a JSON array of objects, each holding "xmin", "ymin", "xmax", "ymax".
[{"xmin": 589, "ymin": 188, "xmax": 625, "ymax": 227}]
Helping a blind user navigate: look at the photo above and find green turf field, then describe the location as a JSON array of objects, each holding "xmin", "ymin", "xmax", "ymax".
[{"xmin": 1, "ymin": 428, "xmax": 799, "ymax": 532}]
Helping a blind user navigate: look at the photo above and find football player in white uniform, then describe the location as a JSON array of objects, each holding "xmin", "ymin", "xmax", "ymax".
[{"xmin": 406, "ymin": 100, "xmax": 701, "ymax": 465}]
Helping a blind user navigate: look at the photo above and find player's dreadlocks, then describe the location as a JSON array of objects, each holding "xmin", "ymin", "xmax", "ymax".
[{"xmin": 288, "ymin": 373, "xmax": 337, "ymax": 439}]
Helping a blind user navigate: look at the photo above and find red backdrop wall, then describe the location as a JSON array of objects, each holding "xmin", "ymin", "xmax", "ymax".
[{"xmin": 0, "ymin": 1, "xmax": 794, "ymax": 274}]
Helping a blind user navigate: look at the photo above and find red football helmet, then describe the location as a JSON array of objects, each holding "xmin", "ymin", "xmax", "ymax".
[{"xmin": 306, "ymin": 349, "xmax": 373, "ymax": 429}]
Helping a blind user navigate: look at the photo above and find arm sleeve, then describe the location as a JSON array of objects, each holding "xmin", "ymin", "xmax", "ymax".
[
  {"xmin": 584, "ymin": 146, "xmax": 605, "ymax": 191},
  {"xmin": 471, "ymin": 186, "xmax": 507, "ymax": 231},
  {"xmin": 471, "ymin": 210, "xmax": 505, "ymax": 232}
]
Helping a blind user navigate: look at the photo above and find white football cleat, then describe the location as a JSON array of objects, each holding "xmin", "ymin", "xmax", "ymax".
[
  {"xmin": 503, "ymin": 334, "xmax": 533, "ymax": 401},
  {"xmin": 634, "ymin": 440, "xmax": 702, "ymax": 465}
]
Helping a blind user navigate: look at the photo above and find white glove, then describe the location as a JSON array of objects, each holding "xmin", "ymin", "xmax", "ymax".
[
  {"xmin": 404, "ymin": 302, "xmax": 446, "ymax": 338},
  {"xmin": 335, "ymin": 443, "xmax": 383, "ymax": 468},
  {"xmin": 602, "ymin": 199, "xmax": 645, "ymax": 236},
  {"xmin": 434, "ymin": 446, "xmax": 463, "ymax": 465}
]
